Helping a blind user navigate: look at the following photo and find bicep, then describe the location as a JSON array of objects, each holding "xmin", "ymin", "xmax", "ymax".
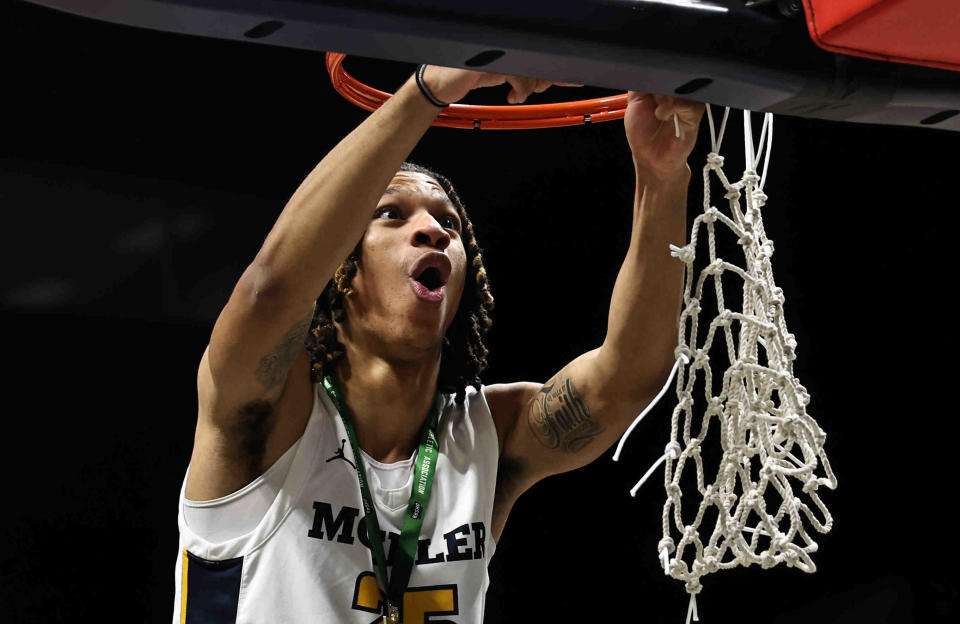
[{"xmin": 500, "ymin": 347, "xmax": 649, "ymax": 483}]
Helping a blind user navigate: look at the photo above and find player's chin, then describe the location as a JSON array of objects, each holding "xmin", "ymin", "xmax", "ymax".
[
  {"xmin": 394, "ymin": 328, "xmax": 448, "ymax": 359},
  {"xmin": 409, "ymin": 316, "xmax": 449, "ymax": 339}
]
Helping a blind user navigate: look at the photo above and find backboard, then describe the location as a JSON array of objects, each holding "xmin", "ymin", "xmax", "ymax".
[{"xmin": 19, "ymin": 0, "xmax": 960, "ymax": 131}]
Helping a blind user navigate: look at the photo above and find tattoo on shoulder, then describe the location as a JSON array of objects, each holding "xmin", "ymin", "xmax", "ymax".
[
  {"xmin": 254, "ymin": 316, "xmax": 312, "ymax": 389},
  {"xmin": 526, "ymin": 376, "xmax": 604, "ymax": 453}
]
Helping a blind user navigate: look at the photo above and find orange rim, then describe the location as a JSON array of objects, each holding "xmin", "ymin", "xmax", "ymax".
[{"xmin": 325, "ymin": 52, "xmax": 627, "ymax": 130}]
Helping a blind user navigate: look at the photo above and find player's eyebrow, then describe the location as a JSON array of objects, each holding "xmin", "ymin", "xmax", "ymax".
[
  {"xmin": 383, "ymin": 185, "xmax": 454, "ymax": 208},
  {"xmin": 383, "ymin": 184, "xmax": 445, "ymax": 195}
]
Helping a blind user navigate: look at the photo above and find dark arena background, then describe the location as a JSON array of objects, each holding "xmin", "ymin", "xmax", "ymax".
[{"xmin": 3, "ymin": 1, "xmax": 958, "ymax": 622}]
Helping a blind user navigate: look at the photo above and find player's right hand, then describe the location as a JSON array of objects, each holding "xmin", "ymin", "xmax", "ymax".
[{"xmin": 420, "ymin": 65, "xmax": 582, "ymax": 105}]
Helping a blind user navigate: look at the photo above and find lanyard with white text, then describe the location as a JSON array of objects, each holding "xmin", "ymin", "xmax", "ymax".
[{"xmin": 322, "ymin": 375, "xmax": 440, "ymax": 624}]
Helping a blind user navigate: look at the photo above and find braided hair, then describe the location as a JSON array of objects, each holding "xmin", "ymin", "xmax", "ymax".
[{"xmin": 305, "ymin": 162, "xmax": 495, "ymax": 405}]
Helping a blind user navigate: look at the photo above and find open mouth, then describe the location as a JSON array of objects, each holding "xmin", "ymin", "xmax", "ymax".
[
  {"xmin": 414, "ymin": 267, "xmax": 444, "ymax": 291},
  {"xmin": 409, "ymin": 253, "xmax": 451, "ymax": 303}
]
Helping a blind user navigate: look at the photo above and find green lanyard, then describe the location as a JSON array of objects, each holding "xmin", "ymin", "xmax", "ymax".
[{"xmin": 321, "ymin": 375, "xmax": 440, "ymax": 624}]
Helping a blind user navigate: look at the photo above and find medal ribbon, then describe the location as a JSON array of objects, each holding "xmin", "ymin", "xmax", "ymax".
[{"xmin": 322, "ymin": 375, "xmax": 440, "ymax": 622}]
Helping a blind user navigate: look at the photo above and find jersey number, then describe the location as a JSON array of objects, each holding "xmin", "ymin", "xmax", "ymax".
[{"xmin": 351, "ymin": 571, "xmax": 459, "ymax": 623}]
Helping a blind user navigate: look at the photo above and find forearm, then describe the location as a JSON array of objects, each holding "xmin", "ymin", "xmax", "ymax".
[
  {"xmin": 252, "ymin": 73, "xmax": 442, "ymax": 302},
  {"xmin": 599, "ymin": 165, "xmax": 689, "ymax": 398}
]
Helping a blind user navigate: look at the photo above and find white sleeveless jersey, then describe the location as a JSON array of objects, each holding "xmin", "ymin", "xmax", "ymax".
[{"xmin": 173, "ymin": 383, "xmax": 499, "ymax": 624}]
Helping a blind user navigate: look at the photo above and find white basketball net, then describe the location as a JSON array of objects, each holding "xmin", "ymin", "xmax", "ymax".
[{"xmin": 614, "ymin": 106, "xmax": 837, "ymax": 624}]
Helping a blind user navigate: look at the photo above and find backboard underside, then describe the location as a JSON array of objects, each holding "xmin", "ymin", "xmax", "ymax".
[{"xmin": 22, "ymin": 0, "xmax": 960, "ymax": 132}]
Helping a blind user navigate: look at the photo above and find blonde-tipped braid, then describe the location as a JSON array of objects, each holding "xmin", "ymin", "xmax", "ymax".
[{"xmin": 333, "ymin": 255, "xmax": 357, "ymax": 298}]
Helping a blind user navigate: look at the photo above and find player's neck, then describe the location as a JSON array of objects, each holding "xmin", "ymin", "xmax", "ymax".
[{"xmin": 334, "ymin": 344, "xmax": 442, "ymax": 464}]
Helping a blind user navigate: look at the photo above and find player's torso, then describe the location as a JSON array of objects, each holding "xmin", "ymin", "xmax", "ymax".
[{"xmin": 175, "ymin": 383, "xmax": 498, "ymax": 624}]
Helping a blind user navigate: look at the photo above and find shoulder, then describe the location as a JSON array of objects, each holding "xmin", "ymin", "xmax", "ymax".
[{"xmin": 481, "ymin": 381, "xmax": 543, "ymax": 454}]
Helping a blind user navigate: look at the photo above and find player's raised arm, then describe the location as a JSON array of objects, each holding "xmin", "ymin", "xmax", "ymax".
[
  {"xmin": 190, "ymin": 66, "xmax": 581, "ymax": 500},
  {"xmin": 489, "ymin": 94, "xmax": 705, "ymax": 533}
]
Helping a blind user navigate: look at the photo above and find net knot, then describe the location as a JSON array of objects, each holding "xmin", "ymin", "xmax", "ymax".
[
  {"xmin": 761, "ymin": 240, "xmax": 775, "ymax": 258},
  {"xmin": 741, "ymin": 170, "xmax": 760, "ymax": 186},
  {"xmin": 670, "ymin": 243, "xmax": 695, "ymax": 264},
  {"xmin": 724, "ymin": 188, "xmax": 742, "ymax": 201},
  {"xmin": 703, "ymin": 206, "xmax": 721, "ymax": 223},
  {"xmin": 658, "ymin": 537, "xmax": 676, "ymax": 555},
  {"xmin": 666, "ymin": 483, "xmax": 682, "ymax": 498},
  {"xmin": 706, "ymin": 152, "xmax": 724, "ymax": 167},
  {"xmin": 724, "ymin": 520, "xmax": 740, "ymax": 537},
  {"xmin": 686, "ymin": 439, "xmax": 703, "ymax": 456},
  {"xmin": 665, "ymin": 441, "xmax": 683, "ymax": 459},
  {"xmin": 760, "ymin": 551, "xmax": 776, "ymax": 569},
  {"xmin": 685, "ymin": 579, "xmax": 703, "ymax": 595},
  {"xmin": 771, "ymin": 286, "xmax": 785, "ymax": 305},
  {"xmin": 772, "ymin": 534, "xmax": 788, "ymax": 551},
  {"xmin": 785, "ymin": 332, "xmax": 797, "ymax": 350},
  {"xmin": 753, "ymin": 189, "xmax": 768, "ymax": 204},
  {"xmin": 686, "ymin": 297, "xmax": 701, "ymax": 313},
  {"xmin": 703, "ymin": 259, "xmax": 725, "ymax": 276},
  {"xmin": 797, "ymin": 383, "xmax": 811, "ymax": 406},
  {"xmin": 783, "ymin": 548, "xmax": 800, "ymax": 567},
  {"xmin": 703, "ymin": 546, "xmax": 721, "ymax": 573},
  {"xmin": 803, "ymin": 476, "xmax": 820, "ymax": 493}
]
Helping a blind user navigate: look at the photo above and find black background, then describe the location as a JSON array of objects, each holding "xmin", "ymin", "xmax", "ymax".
[{"xmin": 3, "ymin": 1, "xmax": 958, "ymax": 622}]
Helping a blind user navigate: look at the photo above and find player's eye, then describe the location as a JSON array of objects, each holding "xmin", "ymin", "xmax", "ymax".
[
  {"xmin": 376, "ymin": 206, "xmax": 401, "ymax": 219},
  {"xmin": 442, "ymin": 215, "xmax": 461, "ymax": 232}
]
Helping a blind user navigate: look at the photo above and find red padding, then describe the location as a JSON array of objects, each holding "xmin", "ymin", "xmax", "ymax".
[{"xmin": 803, "ymin": 0, "xmax": 960, "ymax": 72}]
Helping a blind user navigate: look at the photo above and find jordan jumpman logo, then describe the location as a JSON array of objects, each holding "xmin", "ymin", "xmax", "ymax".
[{"xmin": 326, "ymin": 438, "xmax": 356, "ymax": 470}]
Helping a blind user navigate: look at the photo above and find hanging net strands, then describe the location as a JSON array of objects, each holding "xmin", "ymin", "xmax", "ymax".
[{"xmin": 615, "ymin": 106, "xmax": 837, "ymax": 624}]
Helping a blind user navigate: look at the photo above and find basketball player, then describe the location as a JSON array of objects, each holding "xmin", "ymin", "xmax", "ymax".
[{"xmin": 174, "ymin": 64, "xmax": 705, "ymax": 622}]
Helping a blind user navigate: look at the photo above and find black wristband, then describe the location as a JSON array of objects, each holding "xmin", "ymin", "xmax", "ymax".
[{"xmin": 416, "ymin": 65, "xmax": 450, "ymax": 108}]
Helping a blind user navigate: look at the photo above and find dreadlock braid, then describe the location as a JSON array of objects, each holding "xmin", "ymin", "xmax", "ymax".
[{"xmin": 305, "ymin": 162, "xmax": 495, "ymax": 405}]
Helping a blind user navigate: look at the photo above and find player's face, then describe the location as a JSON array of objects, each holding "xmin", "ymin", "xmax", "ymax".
[{"xmin": 341, "ymin": 172, "xmax": 468, "ymax": 358}]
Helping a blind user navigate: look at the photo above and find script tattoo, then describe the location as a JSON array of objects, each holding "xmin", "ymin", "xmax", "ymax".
[
  {"xmin": 254, "ymin": 316, "xmax": 312, "ymax": 389},
  {"xmin": 527, "ymin": 376, "xmax": 604, "ymax": 453}
]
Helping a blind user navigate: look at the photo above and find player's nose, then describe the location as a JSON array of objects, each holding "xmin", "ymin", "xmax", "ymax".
[{"xmin": 410, "ymin": 213, "xmax": 450, "ymax": 250}]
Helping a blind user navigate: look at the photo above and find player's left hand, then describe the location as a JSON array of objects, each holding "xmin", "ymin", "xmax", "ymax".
[{"xmin": 624, "ymin": 92, "xmax": 705, "ymax": 181}]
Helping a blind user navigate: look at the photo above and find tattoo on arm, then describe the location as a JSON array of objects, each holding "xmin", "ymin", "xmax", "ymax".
[
  {"xmin": 254, "ymin": 316, "xmax": 312, "ymax": 389},
  {"xmin": 526, "ymin": 376, "xmax": 604, "ymax": 452}
]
